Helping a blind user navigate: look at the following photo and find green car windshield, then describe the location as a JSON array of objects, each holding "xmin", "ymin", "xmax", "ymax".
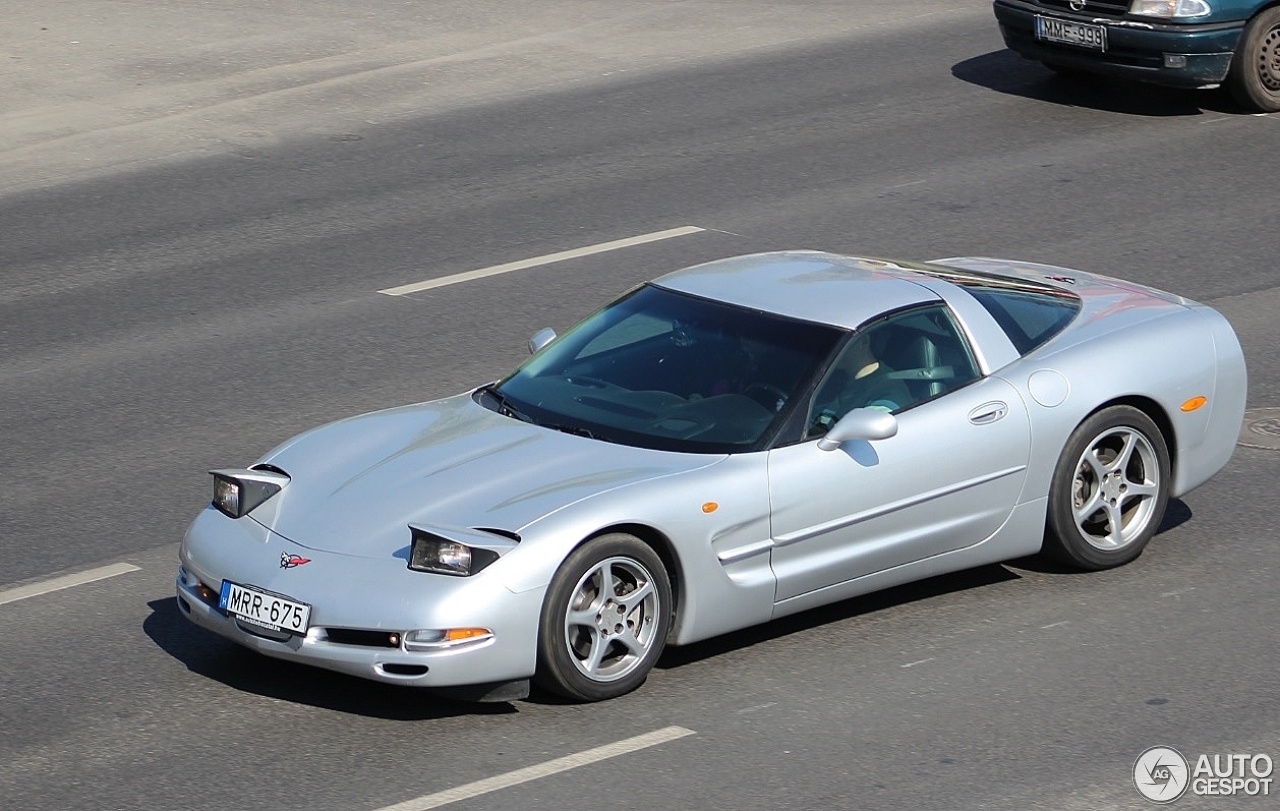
[{"xmin": 487, "ymin": 284, "xmax": 844, "ymax": 453}]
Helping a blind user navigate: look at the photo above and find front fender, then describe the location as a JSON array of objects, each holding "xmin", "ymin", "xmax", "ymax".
[{"xmin": 493, "ymin": 454, "xmax": 778, "ymax": 645}]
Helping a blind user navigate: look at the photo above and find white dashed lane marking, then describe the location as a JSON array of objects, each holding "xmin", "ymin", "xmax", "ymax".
[
  {"xmin": 0, "ymin": 562, "xmax": 140, "ymax": 606},
  {"xmin": 378, "ymin": 226, "xmax": 705, "ymax": 296},
  {"xmin": 375, "ymin": 726, "xmax": 696, "ymax": 811}
]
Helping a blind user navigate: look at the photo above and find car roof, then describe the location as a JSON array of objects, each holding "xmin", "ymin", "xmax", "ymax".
[{"xmin": 651, "ymin": 250, "xmax": 942, "ymax": 331}]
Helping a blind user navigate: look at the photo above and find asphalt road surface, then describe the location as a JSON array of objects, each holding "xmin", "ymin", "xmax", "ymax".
[{"xmin": 2, "ymin": 2, "xmax": 1278, "ymax": 809}]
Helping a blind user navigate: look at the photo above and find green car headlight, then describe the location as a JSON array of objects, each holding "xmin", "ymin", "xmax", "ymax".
[{"xmin": 1128, "ymin": 0, "xmax": 1211, "ymax": 19}]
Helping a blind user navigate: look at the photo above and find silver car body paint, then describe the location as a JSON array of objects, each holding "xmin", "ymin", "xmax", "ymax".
[{"xmin": 176, "ymin": 251, "xmax": 1246, "ymax": 691}]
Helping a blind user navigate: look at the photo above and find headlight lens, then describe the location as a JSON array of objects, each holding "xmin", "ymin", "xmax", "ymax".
[
  {"xmin": 210, "ymin": 468, "xmax": 290, "ymax": 518},
  {"xmin": 1128, "ymin": 0, "xmax": 1212, "ymax": 18},
  {"xmin": 212, "ymin": 476, "xmax": 241, "ymax": 517},
  {"xmin": 408, "ymin": 531, "xmax": 500, "ymax": 576}
]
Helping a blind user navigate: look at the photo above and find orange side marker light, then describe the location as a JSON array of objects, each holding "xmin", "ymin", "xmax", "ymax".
[
  {"xmin": 1181, "ymin": 396, "xmax": 1208, "ymax": 413},
  {"xmin": 445, "ymin": 628, "xmax": 491, "ymax": 642},
  {"xmin": 702, "ymin": 502, "xmax": 719, "ymax": 514}
]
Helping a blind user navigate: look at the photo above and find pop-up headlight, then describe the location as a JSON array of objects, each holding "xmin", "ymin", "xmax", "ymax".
[
  {"xmin": 210, "ymin": 468, "xmax": 290, "ymax": 519},
  {"xmin": 407, "ymin": 527, "xmax": 505, "ymax": 576}
]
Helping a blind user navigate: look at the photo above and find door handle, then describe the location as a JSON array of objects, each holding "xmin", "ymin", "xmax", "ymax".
[{"xmin": 969, "ymin": 401, "xmax": 1008, "ymax": 425}]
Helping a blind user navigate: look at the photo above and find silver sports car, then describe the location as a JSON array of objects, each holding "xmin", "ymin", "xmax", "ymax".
[{"xmin": 176, "ymin": 251, "xmax": 1246, "ymax": 702}]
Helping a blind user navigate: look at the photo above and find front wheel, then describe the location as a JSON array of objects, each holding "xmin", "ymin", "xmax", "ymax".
[
  {"xmin": 1227, "ymin": 7, "xmax": 1280, "ymax": 112},
  {"xmin": 535, "ymin": 534, "xmax": 672, "ymax": 701},
  {"xmin": 1043, "ymin": 406, "xmax": 1171, "ymax": 570}
]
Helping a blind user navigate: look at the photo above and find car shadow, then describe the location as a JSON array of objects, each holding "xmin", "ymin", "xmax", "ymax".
[
  {"xmin": 143, "ymin": 598, "xmax": 518, "ymax": 718},
  {"xmin": 657, "ymin": 497, "xmax": 1194, "ymax": 666},
  {"xmin": 1008, "ymin": 497, "xmax": 1193, "ymax": 573},
  {"xmin": 951, "ymin": 49, "xmax": 1240, "ymax": 116},
  {"xmin": 654, "ymin": 562, "xmax": 1021, "ymax": 670},
  {"xmin": 148, "ymin": 500, "xmax": 1194, "ymax": 709}
]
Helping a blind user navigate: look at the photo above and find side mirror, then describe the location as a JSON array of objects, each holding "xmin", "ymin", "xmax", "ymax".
[
  {"xmin": 817, "ymin": 408, "xmax": 898, "ymax": 451},
  {"xmin": 528, "ymin": 328, "xmax": 557, "ymax": 354}
]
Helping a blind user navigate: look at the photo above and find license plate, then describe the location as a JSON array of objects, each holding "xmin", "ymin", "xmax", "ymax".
[
  {"xmin": 1035, "ymin": 16, "xmax": 1107, "ymax": 51},
  {"xmin": 219, "ymin": 580, "xmax": 311, "ymax": 635}
]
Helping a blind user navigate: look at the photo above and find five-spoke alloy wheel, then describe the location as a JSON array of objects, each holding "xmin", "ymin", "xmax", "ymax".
[
  {"xmin": 536, "ymin": 533, "xmax": 672, "ymax": 701},
  {"xmin": 1044, "ymin": 405, "xmax": 1171, "ymax": 570}
]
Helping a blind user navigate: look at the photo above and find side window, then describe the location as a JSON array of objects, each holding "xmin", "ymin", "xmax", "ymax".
[
  {"xmin": 805, "ymin": 306, "xmax": 981, "ymax": 438},
  {"xmin": 964, "ymin": 286, "xmax": 1081, "ymax": 356}
]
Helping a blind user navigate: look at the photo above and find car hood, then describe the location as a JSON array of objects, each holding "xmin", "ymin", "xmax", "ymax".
[{"xmin": 249, "ymin": 392, "xmax": 722, "ymax": 558}]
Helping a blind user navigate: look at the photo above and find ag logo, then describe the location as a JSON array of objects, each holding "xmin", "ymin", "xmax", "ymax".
[{"xmin": 1134, "ymin": 746, "xmax": 1190, "ymax": 804}]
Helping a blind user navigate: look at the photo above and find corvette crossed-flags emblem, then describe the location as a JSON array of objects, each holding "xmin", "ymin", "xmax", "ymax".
[{"xmin": 279, "ymin": 553, "xmax": 311, "ymax": 569}]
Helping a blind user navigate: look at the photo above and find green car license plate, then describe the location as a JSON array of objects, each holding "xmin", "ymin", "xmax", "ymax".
[{"xmin": 1035, "ymin": 15, "xmax": 1107, "ymax": 51}]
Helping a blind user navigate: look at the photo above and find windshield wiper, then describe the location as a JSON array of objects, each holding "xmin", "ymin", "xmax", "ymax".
[
  {"xmin": 479, "ymin": 386, "xmax": 615, "ymax": 442},
  {"xmin": 479, "ymin": 384, "xmax": 532, "ymax": 423},
  {"xmin": 544, "ymin": 423, "xmax": 616, "ymax": 443}
]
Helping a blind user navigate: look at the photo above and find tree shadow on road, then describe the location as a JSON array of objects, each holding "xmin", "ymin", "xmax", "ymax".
[
  {"xmin": 952, "ymin": 49, "xmax": 1239, "ymax": 117},
  {"xmin": 143, "ymin": 598, "xmax": 517, "ymax": 718}
]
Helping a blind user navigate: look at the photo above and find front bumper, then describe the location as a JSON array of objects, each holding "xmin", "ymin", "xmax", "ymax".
[
  {"xmin": 993, "ymin": 1, "xmax": 1244, "ymax": 88},
  {"xmin": 176, "ymin": 567, "xmax": 543, "ymax": 692},
  {"xmin": 175, "ymin": 507, "xmax": 544, "ymax": 693}
]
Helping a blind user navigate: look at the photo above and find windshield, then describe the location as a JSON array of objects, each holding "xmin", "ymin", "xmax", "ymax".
[{"xmin": 487, "ymin": 284, "xmax": 844, "ymax": 453}]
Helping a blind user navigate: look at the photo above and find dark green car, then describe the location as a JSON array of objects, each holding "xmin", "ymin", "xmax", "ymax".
[{"xmin": 993, "ymin": 0, "xmax": 1280, "ymax": 111}]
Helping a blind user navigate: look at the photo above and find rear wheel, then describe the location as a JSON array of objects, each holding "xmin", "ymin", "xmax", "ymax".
[
  {"xmin": 1044, "ymin": 406, "xmax": 1170, "ymax": 570},
  {"xmin": 1227, "ymin": 7, "xmax": 1280, "ymax": 112},
  {"xmin": 535, "ymin": 534, "xmax": 671, "ymax": 701}
]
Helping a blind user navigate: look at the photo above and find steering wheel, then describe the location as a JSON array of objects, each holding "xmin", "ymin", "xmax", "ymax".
[{"xmin": 742, "ymin": 382, "xmax": 789, "ymax": 412}]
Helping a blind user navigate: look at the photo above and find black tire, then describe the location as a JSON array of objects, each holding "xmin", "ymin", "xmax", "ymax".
[
  {"xmin": 1227, "ymin": 7, "xmax": 1280, "ymax": 113},
  {"xmin": 1043, "ymin": 406, "xmax": 1171, "ymax": 571},
  {"xmin": 535, "ymin": 533, "xmax": 672, "ymax": 701}
]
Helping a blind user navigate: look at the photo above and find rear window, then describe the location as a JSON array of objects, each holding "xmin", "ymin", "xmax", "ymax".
[{"xmin": 965, "ymin": 287, "xmax": 1081, "ymax": 355}]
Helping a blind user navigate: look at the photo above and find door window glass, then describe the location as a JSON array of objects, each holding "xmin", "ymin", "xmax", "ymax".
[{"xmin": 806, "ymin": 306, "xmax": 981, "ymax": 438}]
